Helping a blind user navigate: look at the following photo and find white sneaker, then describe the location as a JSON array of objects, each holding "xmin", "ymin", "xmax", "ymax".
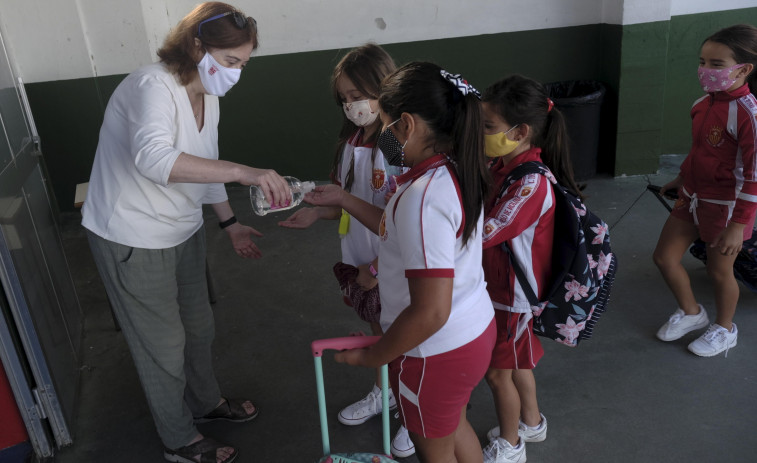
[
  {"xmin": 487, "ymin": 413, "xmax": 547, "ymax": 443},
  {"xmin": 688, "ymin": 323, "xmax": 738, "ymax": 357},
  {"xmin": 656, "ymin": 305, "xmax": 709, "ymax": 341},
  {"xmin": 483, "ymin": 437, "xmax": 526, "ymax": 463},
  {"xmin": 337, "ymin": 385, "xmax": 396, "ymax": 425},
  {"xmin": 390, "ymin": 425, "xmax": 415, "ymax": 458}
]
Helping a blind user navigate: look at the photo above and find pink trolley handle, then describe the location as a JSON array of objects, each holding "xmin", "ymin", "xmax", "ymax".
[
  {"xmin": 311, "ymin": 336, "xmax": 396, "ymax": 460},
  {"xmin": 311, "ymin": 336, "xmax": 381, "ymax": 357}
]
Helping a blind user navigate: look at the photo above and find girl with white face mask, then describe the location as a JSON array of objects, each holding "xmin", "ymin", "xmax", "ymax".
[
  {"xmin": 277, "ymin": 44, "xmax": 416, "ymax": 459},
  {"xmin": 81, "ymin": 3, "xmax": 290, "ymax": 463}
]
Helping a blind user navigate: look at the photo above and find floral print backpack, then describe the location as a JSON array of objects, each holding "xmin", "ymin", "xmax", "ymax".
[{"xmin": 503, "ymin": 161, "xmax": 617, "ymax": 347}]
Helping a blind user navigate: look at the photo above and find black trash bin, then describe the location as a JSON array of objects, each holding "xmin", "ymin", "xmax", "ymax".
[{"xmin": 545, "ymin": 80, "xmax": 606, "ymax": 181}]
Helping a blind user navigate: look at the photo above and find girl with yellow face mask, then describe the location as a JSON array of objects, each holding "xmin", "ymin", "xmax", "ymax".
[
  {"xmin": 479, "ymin": 74, "xmax": 583, "ymax": 463},
  {"xmin": 484, "ymin": 124, "xmax": 522, "ymax": 158}
]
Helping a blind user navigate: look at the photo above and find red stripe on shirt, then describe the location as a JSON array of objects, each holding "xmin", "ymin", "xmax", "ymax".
[{"xmin": 406, "ymin": 268, "xmax": 455, "ymax": 278}]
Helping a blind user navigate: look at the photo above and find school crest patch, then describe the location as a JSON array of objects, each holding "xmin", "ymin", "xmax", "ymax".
[
  {"xmin": 379, "ymin": 212, "xmax": 388, "ymax": 241},
  {"xmin": 706, "ymin": 125, "xmax": 724, "ymax": 147},
  {"xmin": 372, "ymin": 168, "xmax": 386, "ymax": 191}
]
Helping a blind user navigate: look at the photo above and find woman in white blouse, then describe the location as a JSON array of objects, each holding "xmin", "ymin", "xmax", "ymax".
[{"xmin": 81, "ymin": 3, "xmax": 287, "ymax": 462}]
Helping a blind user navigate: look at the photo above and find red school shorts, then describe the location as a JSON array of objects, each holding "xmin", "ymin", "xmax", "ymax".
[
  {"xmin": 670, "ymin": 194, "xmax": 754, "ymax": 243},
  {"xmin": 490, "ymin": 310, "xmax": 544, "ymax": 370},
  {"xmin": 389, "ymin": 319, "xmax": 496, "ymax": 438}
]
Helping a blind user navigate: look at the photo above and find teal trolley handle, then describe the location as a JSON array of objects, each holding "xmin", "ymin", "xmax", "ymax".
[{"xmin": 311, "ymin": 336, "xmax": 391, "ymax": 457}]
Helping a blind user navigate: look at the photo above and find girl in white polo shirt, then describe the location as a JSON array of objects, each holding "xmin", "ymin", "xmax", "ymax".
[{"xmin": 306, "ymin": 62, "xmax": 496, "ymax": 462}]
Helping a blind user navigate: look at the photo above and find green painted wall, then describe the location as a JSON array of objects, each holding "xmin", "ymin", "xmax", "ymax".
[
  {"xmin": 28, "ymin": 24, "xmax": 618, "ymax": 212},
  {"xmin": 661, "ymin": 8, "xmax": 757, "ymax": 157},
  {"xmin": 615, "ymin": 20, "xmax": 671, "ymax": 175}
]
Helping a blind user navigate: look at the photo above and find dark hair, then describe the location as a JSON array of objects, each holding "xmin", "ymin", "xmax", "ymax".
[
  {"xmin": 157, "ymin": 2, "xmax": 258, "ymax": 86},
  {"xmin": 379, "ymin": 62, "xmax": 491, "ymax": 245},
  {"xmin": 705, "ymin": 24, "xmax": 757, "ymax": 97},
  {"xmin": 330, "ymin": 43, "xmax": 396, "ymax": 190},
  {"xmin": 482, "ymin": 74, "xmax": 584, "ymax": 199}
]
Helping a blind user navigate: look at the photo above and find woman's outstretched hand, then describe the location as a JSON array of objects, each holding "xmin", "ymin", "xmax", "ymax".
[{"xmin": 224, "ymin": 222, "xmax": 264, "ymax": 259}]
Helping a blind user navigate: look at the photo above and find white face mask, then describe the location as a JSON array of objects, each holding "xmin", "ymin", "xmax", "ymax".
[
  {"xmin": 343, "ymin": 99, "xmax": 378, "ymax": 127},
  {"xmin": 197, "ymin": 52, "xmax": 241, "ymax": 97}
]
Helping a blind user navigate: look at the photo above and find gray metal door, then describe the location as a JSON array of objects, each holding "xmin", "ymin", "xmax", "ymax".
[{"xmin": 0, "ymin": 26, "xmax": 82, "ymax": 457}]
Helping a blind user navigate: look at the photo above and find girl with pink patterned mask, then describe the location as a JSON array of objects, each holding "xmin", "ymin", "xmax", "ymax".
[
  {"xmin": 654, "ymin": 24, "xmax": 757, "ymax": 359},
  {"xmin": 698, "ymin": 27, "xmax": 756, "ymax": 93}
]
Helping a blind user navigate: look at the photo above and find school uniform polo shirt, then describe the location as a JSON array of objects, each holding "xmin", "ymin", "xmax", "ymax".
[
  {"xmin": 337, "ymin": 130, "xmax": 393, "ymax": 266},
  {"xmin": 378, "ymin": 154, "xmax": 494, "ymax": 357}
]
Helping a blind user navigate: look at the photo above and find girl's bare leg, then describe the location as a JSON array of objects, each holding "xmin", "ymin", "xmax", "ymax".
[
  {"xmin": 485, "ymin": 368, "xmax": 520, "ymax": 446},
  {"xmin": 704, "ymin": 247, "xmax": 740, "ymax": 331},
  {"xmin": 653, "ymin": 215, "xmax": 701, "ymax": 314},
  {"xmin": 512, "ymin": 369, "xmax": 540, "ymax": 427}
]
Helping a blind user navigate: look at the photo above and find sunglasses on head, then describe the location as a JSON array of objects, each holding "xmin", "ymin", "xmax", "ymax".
[{"xmin": 197, "ymin": 11, "xmax": 255, "ymax": 37}]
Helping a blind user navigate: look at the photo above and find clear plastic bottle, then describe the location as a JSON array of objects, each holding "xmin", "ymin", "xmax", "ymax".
[{"xmin": 249, "ymin": 176, "xmax": 316, "ymax": 216}]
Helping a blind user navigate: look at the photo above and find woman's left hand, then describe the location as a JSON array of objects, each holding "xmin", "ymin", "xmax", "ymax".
[{"xmin": 224, "ymin": 222, "xmax": 263, "ymax": 259}]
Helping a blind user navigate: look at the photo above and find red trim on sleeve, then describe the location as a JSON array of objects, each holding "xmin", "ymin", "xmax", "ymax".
[{"xmin": 405, "ymin": 268, "xmax": 454, "ymax": 278}]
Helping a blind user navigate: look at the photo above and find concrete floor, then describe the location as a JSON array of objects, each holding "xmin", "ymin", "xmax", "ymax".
[{"xmin": 55, "ymin": 161, "xmax": 757, "ymax": 462}]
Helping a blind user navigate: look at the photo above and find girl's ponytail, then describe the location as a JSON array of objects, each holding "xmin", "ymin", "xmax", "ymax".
[
  {"xmin": 452, "ymin": 92, "xmax": 491, "ymax": 244},
  {"xmin": 747, "ymin": 70, "xmax": 757, "ymax": 99},
  {"xmin": 542, "ymin": 107, "xmax": 584, "ymax": 199}
]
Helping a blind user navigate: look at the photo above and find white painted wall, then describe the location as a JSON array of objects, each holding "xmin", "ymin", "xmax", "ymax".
[
  {"xmin": 621, "ymin": 0, "xmax": 672, "ymax": 25},
  {"xmin": 671, "ymin": 0, "xmax": 756, "ymax": 16},
  {"xmin": 0, "ymin": 0, "xmax": 751, "ymax": 83}
]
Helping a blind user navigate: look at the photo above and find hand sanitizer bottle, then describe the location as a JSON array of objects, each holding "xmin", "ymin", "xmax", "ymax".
[{"xmin": 249, "ymin": 176, "xmax": 316, "ymax": 216}]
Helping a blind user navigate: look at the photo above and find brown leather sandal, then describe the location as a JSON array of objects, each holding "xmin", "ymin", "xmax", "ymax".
[
  {"xmin": 163, "ymin": 437, "xmax": 238, "ymax": 463},
  {"xmin": 194, "ymin": 397, "xmax": 259, "ymax": 424}
]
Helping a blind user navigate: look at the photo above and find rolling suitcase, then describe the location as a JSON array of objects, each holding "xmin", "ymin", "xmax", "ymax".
[{"xmin": 311, "ymin": 336, "xmax": 399, "ymax": 463}]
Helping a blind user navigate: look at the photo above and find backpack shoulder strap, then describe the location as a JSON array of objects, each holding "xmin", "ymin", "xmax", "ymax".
[
  {"xmin": 501, "ymin": 161, "xmax": 549, "ymax": 195},
  {"xmin": 499, "ymin": 161, "xmax": 549, "ymax": 308},
  {"xmin": 502, "ymin": 242, "xmax": 540, "ymax": 307}
]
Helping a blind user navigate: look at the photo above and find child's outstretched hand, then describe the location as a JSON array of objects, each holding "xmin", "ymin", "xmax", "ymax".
[
  {"xmin": 278, "ymin": 207, "xmax": 319, "ymax": 228},
  {"xmin": 305, "ymin": 184, "xmax": 345, "ymax": 207},
  {"xmin": 710, "ymin": 222, "xmax": 746, "ymax": 256}
]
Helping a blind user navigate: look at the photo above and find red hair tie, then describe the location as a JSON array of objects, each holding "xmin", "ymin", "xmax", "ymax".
[{"xmin": 547, "ymin": 98, "xmax": 554, "ymax": 113}]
